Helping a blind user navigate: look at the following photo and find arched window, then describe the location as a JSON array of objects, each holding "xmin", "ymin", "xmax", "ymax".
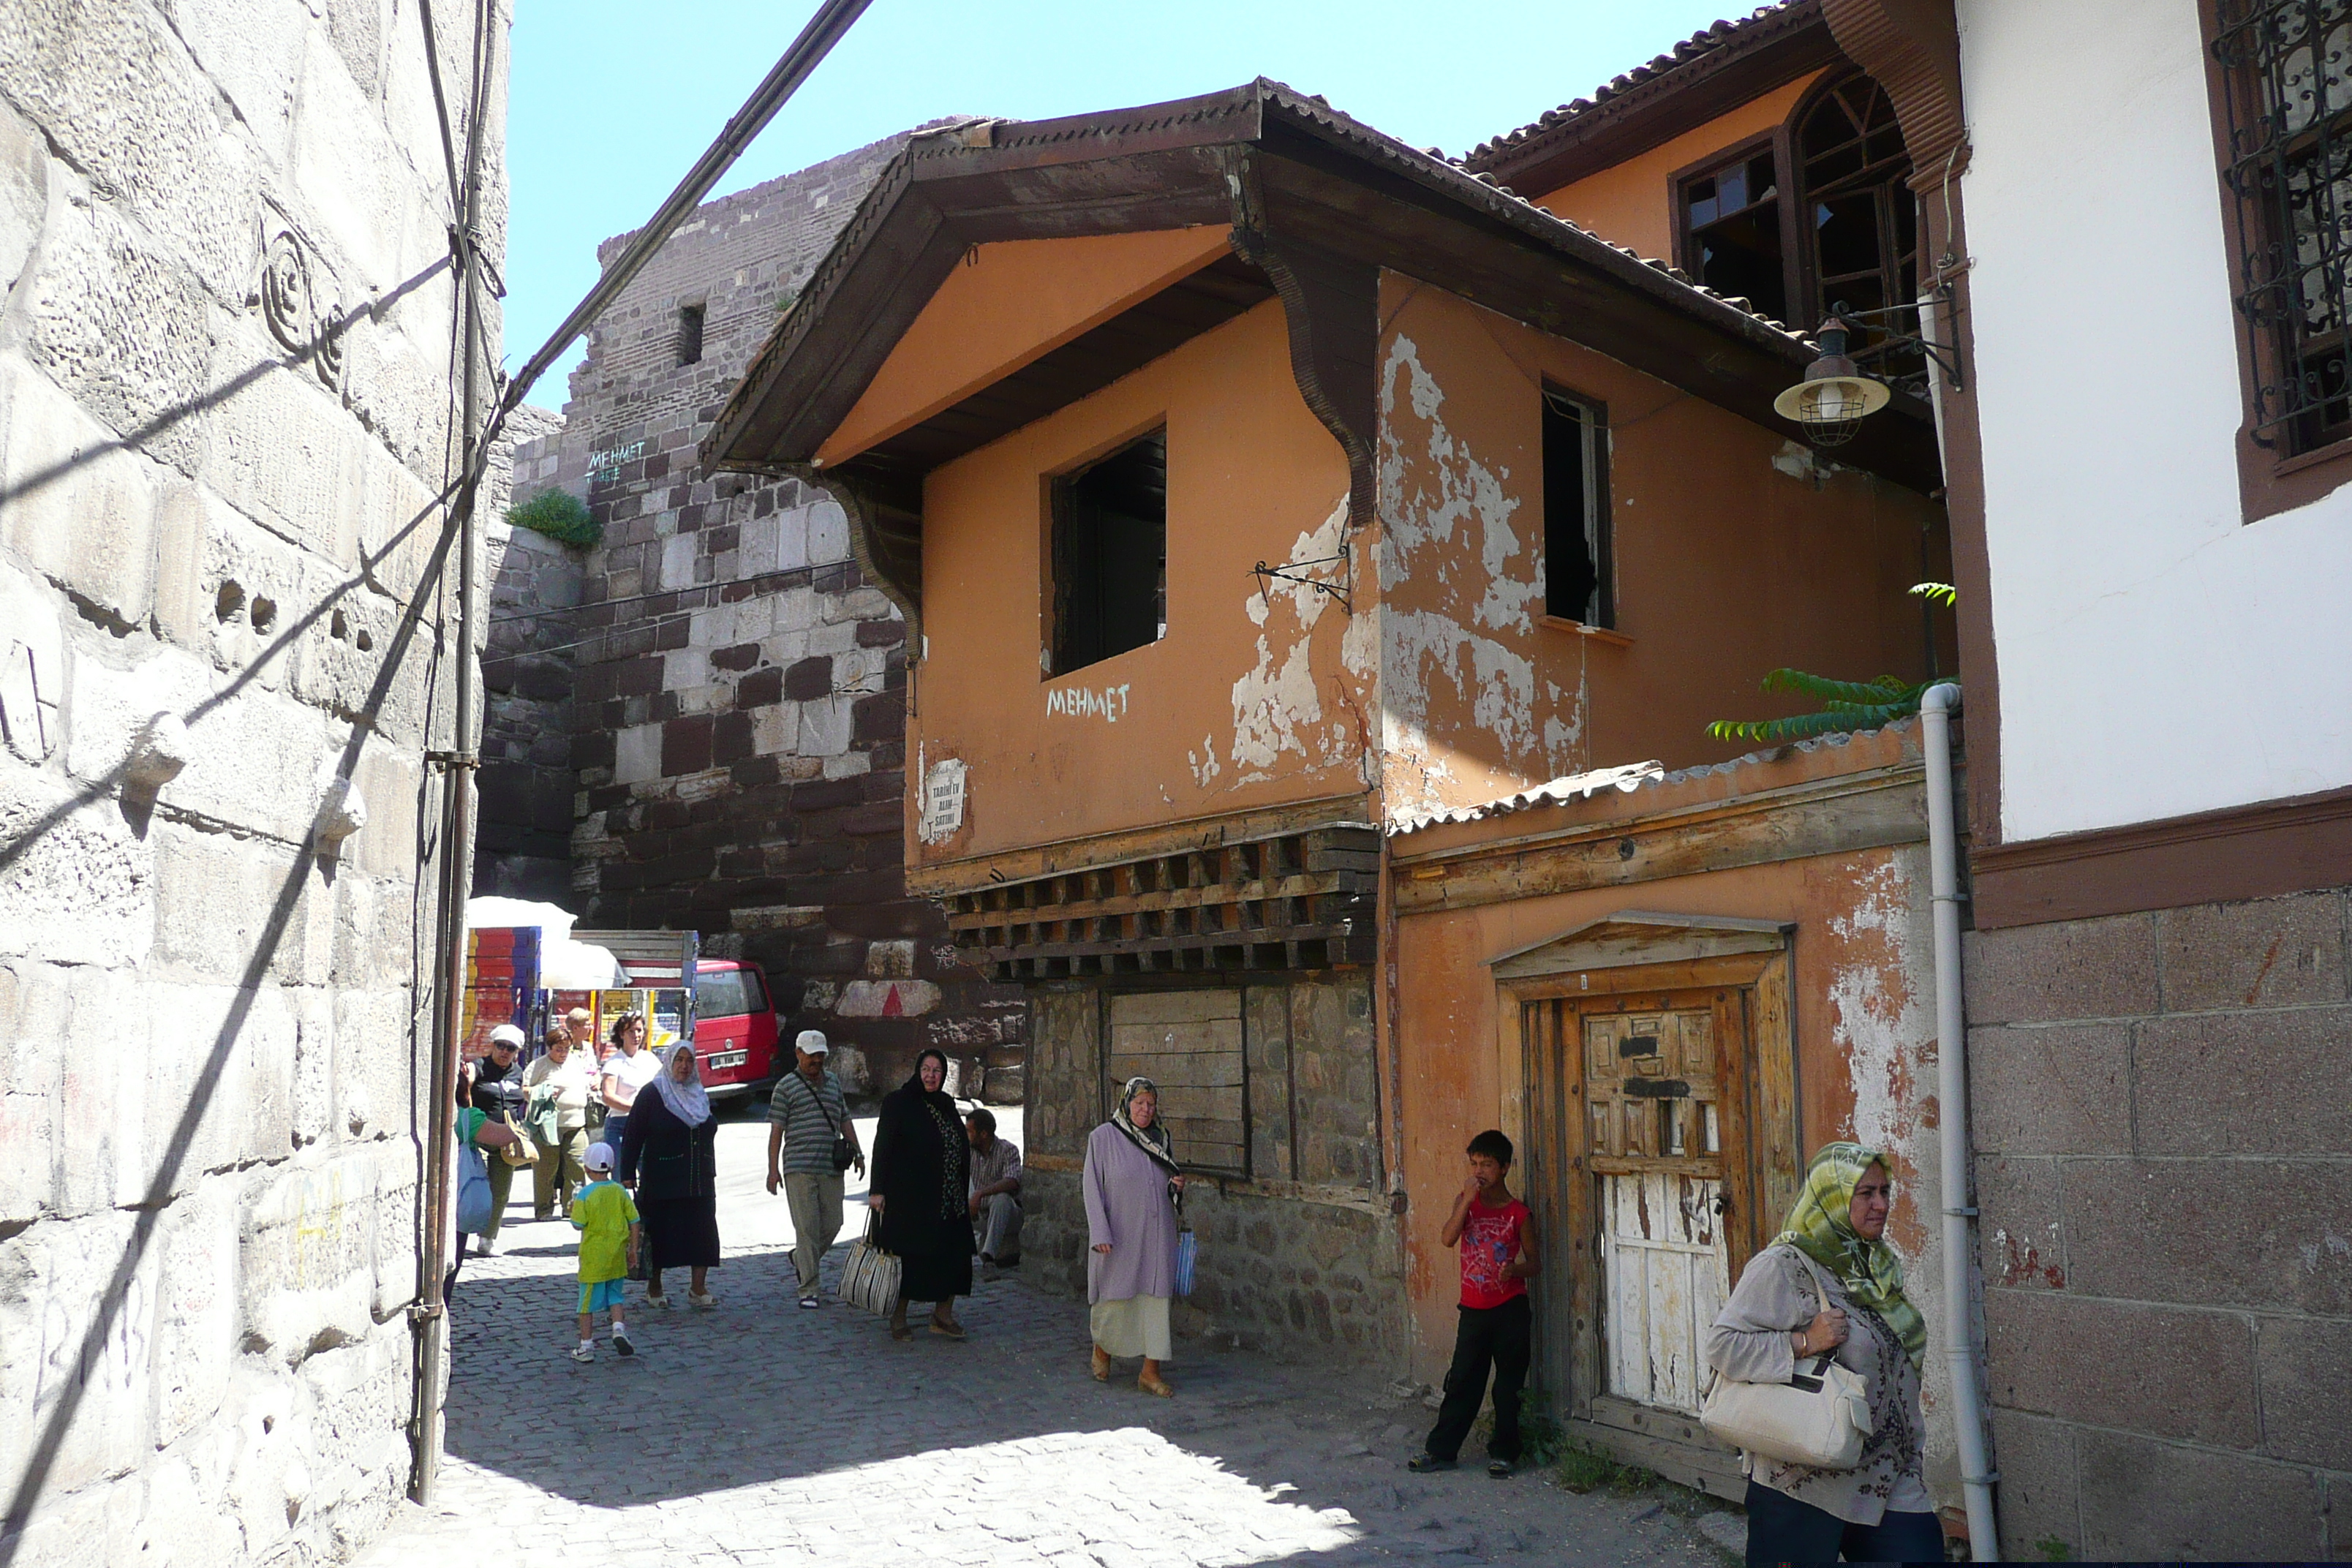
[
  {"xmin": 1795, "ymin": 75, "xmax": 1919, "ymax": 379},
  {"xmin": 1674, "ymin": 71, "xmax": 1919, "ymax": 381}
]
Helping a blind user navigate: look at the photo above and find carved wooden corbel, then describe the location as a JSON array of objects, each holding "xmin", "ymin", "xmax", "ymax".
[{"xmin": 1820, "ymin": 0, "xmax": 1970, "ymax": 188}]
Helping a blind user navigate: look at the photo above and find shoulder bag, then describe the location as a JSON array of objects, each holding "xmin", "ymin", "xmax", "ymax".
[
  {"xmin": 837, "ymin": 1210, "xmax": 901, "ymax": 1316},
  {"xmin": 455, "ymin": 1140, "xmax": 494, "ymax": 1235},
  {"xmin": 793, "ymin": 1071, "xmax": 858, "ymax": 1174},
  {"xmin": 497, "ymin": 1109, "xmax": 540, "ymax": 1168},
  {"xmin": 1698, "ymin": 1253, "xmax": 1872, "ymax": 1469}
]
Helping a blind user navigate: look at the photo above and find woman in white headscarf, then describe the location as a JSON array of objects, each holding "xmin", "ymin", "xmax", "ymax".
[
  {"xmin": 1083, "ymin": 1076, "xmax": 1186, "ymax": 1396},
  {"xmin": 617, "ymin": 1042, "xmax": 722, "ymax": 1309}
]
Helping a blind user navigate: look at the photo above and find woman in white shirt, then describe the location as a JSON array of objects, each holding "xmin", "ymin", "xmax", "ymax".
[
  {"xmin": 523, "ymin": 1022, "xmax": 600, "ymax": 1217},
  {"xmin": 598, "ymin": 1014, "xmax": 664, "ymax": 1180}
]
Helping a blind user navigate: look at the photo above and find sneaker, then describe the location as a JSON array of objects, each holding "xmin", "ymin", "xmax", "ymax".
[
  {"xmin": 475, "ymin": 1237, "xmax": 497, "ymax": 1257},
  {"xmin": 799, "ymin": 1295, "xmax": 821, "ymax": 1310},
  {"xmin": 642, "ymin": 1292, "xmax": 671, "ymax": 1310},
  {"xmin": 1406, "ymin": 1454, "xmax": 1457, "ymax": 1474},
  {"xmin": 612, "ymin": 1330, "xmax": 635, "ymax": 1357},
  {"xmin": 569, "ymin": 1343, "xmax": 595, "ymax": 1363},
  {"xmin": 687, "ymin": 1289, "xmax": 716, "ymax": 1311}
]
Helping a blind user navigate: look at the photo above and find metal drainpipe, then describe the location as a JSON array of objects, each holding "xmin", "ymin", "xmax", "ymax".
[
  {"xmin": 410, "ymin": 0, "xmax": 496, "ymax": 1505},
  {"xmin": 1921, "ymin": 682, "xmax": 1999, "ymax": 1556}
]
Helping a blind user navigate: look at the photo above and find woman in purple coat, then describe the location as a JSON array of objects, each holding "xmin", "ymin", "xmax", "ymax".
[{"xmin": 1085, "ymin": 1076, "xmax": 1186, "ymax": 1395}]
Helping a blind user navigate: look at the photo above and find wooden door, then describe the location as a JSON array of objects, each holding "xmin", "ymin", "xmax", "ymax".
[
  {"xmin": 1584, "ymin": 1003, "xmax": 1733, "ymax": 1415},
  {"xmin": 1523, "ymin": 980, "xmax": 1762, "ymax": 1423}
]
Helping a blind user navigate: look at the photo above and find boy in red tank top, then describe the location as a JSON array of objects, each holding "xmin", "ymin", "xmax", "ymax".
[{"xmin": 1409, "ymin": 1130, "xmax": 1539, "ymax": 1477}]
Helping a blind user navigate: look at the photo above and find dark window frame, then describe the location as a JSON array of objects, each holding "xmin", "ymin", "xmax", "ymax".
[
  {"xmin": 1670, "ymin": 70, "xmax": 1918, "ymax": 368},
  {"xmin": 2202, "ymin": 0, "xmax": 2352, "ymax": 521},
  {"xmin": 1044, "ymin": 426, "xmax": 1169, "ymax": 678},
  {"xmin": 1541, "ymin": 385, "xmax": 1614, "ymax": 630}
]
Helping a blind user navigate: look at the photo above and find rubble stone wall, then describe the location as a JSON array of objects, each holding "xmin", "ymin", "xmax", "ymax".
[
  {"xmin": 0, "ymin": 0, "xmax": 507, "ymax": 1561},
  {"xmin": 1022, "ymin": 975, "xmax": 1401, "ymax": 1368},
  {"xmin": 1968, "ymin": 892, "xmax": 2352, "ymax": 1561},
  {"xmin": 476, "ymin": 407, "xmax": 578, "ymax": 904},
  {"xmin": 552, "ymin": 129, "xmax": 1025, "ymax": 1095}
]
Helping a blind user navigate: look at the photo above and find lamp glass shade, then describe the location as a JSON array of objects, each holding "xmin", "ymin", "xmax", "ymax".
[{"xmin": 1772, "ymin": 374, "xmax": 1892, "ymax": 428}]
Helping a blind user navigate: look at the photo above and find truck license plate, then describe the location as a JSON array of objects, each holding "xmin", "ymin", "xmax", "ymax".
[{"xmin": 706, "ymin": 1051, "xmax": 747, "ymax": 1071}]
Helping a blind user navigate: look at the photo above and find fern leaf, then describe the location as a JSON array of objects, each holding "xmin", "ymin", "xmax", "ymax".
[{"xmin": 1909, "ymin": 581, "xmax": 1958, "ymax": 606}]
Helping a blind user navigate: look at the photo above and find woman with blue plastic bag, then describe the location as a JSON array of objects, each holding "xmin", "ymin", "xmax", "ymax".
[{"xmin": 1083, "ymin": 1077, "xmax": 1186, "ymax": 1397}]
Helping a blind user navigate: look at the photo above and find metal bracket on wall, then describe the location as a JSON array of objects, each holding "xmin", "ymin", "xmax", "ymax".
[
  {"xmin": 1251, "ymin": 550, "xmax": 1353, "ymax": 617},
  {"xmin": 424, "ymin": 750, "xmax": 479, "ymax": 772}
]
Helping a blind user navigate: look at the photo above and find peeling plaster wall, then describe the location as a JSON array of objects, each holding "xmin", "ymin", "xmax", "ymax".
[
  {"xmin": 909, "ymin": 297, "xmax": 1373, "ymax": 867},
  {"xmin": 0, "ymin": 0, "xmax": 506, "ymax": 1560},
  {"xmin": 1373, "ymin": 276, "xmax": 1950, "ymax": 825},
  {"xmin": 1387, "ymin": 733, "xmax": 1962, "ymax": 1508}
]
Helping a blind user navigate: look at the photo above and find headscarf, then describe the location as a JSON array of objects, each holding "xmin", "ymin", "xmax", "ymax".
[
  {"xmin": 649, "ymin": 1041, "xmax": 712, "ymax": 1128},
  {"xmin": 1772, "ymin": 1141, "xmax": 1925, "ymax": 1370},
  {"xmin": 1112, "ymin": 1076, "xmax": 1180, "ymax": 1178},
  {"xmin": 894, "ymin": 1049, "xmax": 965, "ymax": 1221}
]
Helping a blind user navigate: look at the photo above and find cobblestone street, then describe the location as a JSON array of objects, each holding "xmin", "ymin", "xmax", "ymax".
[{"xmin": 356, "ymin": 1112, "xmax": 1727, "ymax": 1568}]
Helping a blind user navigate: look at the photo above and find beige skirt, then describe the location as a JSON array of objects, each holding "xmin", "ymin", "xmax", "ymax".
[{"xmin": 1090, "ymin": 1294, "xmax": 1172, "ymax": 1360}]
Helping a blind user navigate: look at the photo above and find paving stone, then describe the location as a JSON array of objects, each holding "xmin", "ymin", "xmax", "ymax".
[{"xmin": 353, "ymin": 1114, "xmax": 1712, "ymax": 1568}]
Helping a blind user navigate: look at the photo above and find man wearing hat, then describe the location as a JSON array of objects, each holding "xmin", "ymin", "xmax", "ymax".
[
  {"xmin": 464, "ymin": 1024, "xmax": 531, "ymax": 1254},
  {"xmin": 766, "ymin": 1030, "xmax": 863, "ymax": 1308}
]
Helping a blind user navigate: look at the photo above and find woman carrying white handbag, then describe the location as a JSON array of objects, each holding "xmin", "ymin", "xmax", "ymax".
[{"xmin": 1703, "ymin": 1143, "xmax": 1944, "ymax": 1566}]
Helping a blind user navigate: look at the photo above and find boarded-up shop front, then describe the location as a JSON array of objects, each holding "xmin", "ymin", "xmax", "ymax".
[{"xmin": 1389, "ymin": 723, "xmax": 1969, "ymax": 1515}]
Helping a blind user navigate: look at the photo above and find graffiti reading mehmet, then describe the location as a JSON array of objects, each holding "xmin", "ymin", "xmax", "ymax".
[{"xmin": 1045, "ymin": 683, "xmax": 1134, "ymax": 722}]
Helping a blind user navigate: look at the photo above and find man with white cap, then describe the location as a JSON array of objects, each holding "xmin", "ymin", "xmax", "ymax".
[
  {"xmin": 464, "ymin": 1024, "xmax": 530, "ymax": 1254},
  {"xmin": 766, "ymin": 1029, "xmax": 863, "ymax": 1308}
]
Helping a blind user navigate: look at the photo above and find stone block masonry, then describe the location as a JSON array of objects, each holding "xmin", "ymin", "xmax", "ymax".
[
  {"xmin": 0, "ymin": 0, "xmax": 508, "ymax": 1562},
  {"xmin": 493, "ymin": 124, "xmax": 1027, "ymax": 1096},
  {"xmin": 1966, "ymin": 889, "xmax": 2352, "ymax": 1561}
]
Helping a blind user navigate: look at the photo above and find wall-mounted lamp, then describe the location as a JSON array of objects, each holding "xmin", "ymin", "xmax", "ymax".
[
  {"xmin": 1772, "ymin": 314, "xmax": 1891, "ymax": 448},
  {"xmin": 1774, "ymin": 295, "xmax": 1966, "ymax": 448}
]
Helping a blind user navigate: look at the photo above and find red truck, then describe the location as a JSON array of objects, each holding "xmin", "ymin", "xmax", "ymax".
[{"xmin": 464, "ymin": 919, "xmax": 784, "ymax": 1102}]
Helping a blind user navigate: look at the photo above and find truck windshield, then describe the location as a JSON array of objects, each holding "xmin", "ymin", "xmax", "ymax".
[{"xmin": 695, "ymin": 967, "xmax": 768, "ymax": 1019}]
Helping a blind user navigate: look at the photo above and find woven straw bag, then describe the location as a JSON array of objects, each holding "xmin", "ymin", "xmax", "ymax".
[
  {"xmin": 1699, "ymin": 1254, "xmax": 1873, "ymax": 1469},
  {"xmin": 837, "ymin": 1211, "xmax": 902, "ymax": 1316}
]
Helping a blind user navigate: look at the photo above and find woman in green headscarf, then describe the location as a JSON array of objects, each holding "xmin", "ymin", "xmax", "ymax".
[{"xmin": 1705, "ymin": 1142, "xmax": 1943, "ymax": 1567}]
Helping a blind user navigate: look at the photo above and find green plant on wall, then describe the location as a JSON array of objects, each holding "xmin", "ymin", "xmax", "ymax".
[
  {"xmin": 507, "ymin": 488, "xmax": 600, "ymax": 549},
  {"xmin": 1706, "ymin": 584, "xmax": 1956, "ymax": 745}
]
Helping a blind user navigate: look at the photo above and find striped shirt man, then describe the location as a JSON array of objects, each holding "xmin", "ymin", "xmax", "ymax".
[{"xmin": 767, "ymin": 1066, "xmax": 851, "ymax": 1175}]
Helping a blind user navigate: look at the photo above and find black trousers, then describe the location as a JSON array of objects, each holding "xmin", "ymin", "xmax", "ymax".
[
  {"xmin": 1743, "ymin": 1480, "xmax": 1946, "ymax": 1565},
  {"xmin": 1422, "ymin": 1294, "xmax": 1531, "ymax": 1462}
]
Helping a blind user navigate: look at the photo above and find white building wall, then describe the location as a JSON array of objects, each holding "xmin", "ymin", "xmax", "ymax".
[
  {"xmin": 1959, "ymin": 0, "xmax": 2352, "ymax": 841},
  {"xmin": 0, "ymin": 1, "xmax": 505, "ymax": 1561}
]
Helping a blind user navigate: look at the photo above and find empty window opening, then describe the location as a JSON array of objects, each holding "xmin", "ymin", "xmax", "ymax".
[
  {"xmin": 1049, "ymin": 429, "xmax": 1167, "ymax": 674},
  {"xmin": 1797, "ymin": 76, "xmax": 1919, "ymax": 382},
  {"xmin": 676, "ymin": 303, "xmax": 705, "ymax": 366},
  {"xmin": 1683, "ymin": 147, "xmax": 1787, "ymax": 323},
  {"xmin": 1542, "ymin": 389, "xmax": 1610, "ymax": 627}
]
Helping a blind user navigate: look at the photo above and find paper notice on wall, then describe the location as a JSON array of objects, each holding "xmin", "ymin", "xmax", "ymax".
[{"xmin": 920, "ymin": 758, "xmax": 967, "ymax": 843}]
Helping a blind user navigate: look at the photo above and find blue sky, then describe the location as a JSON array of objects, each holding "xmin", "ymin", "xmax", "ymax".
[{"xmin": 504, "ymin": 0, "xmax": 1756, "ymax": 404}]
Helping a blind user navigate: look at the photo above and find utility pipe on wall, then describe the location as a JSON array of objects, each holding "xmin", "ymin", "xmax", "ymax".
[{"xmin": 1921, "ymin": 682, "xmax": 1998, "ymax": 1556}]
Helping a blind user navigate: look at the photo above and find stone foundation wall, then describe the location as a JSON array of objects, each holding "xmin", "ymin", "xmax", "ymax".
[
  {"xmin": 1967, "ymin": 891, "xmax": 2352, "ymax": 1561},
  {"xmin": 0, "ymin": 0, "xmax": 503, "ymax": 1559},
  {"xmin": 1022, "ymin": 973, "xmax": 1401, "ymax": 1369}
]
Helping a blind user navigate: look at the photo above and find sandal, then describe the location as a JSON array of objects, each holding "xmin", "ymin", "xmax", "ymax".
[
  {"xmin": 1137, "ymin": 1371, "xmax": 1175, "ymax": 1398},
  {"xmin": 1488, "ymin": 1460, "xmax": 1515, "ymax": 1478},
  {"xmin": 1406, "ymin": 1454, "xmax": 1458, "ymax": 1473},
  {"xmin": 1090, "ymin": 1344, "xmax": 1111, "ymax": 1382},
  {"xmin": 889, "ymin": 1323, "xmax": 913, "ymax": 1341},
  {"xmin": 930, "ymin": 1320, "xmax": 967, "ymax": 1341}
]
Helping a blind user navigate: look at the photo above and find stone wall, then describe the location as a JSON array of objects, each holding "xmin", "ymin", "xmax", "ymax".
[
  {"xmin": 555, "ymin": 128, "xmax": 1025, "ymax": 1093},
  {"xmin": 0, "ymin": 0, "xmax": 503, "ymax": 1561},
  {"xmin": 476, "ymin": 407, "xmax": 581, "ymax": 903},
  {"xmin": 1967, "ymin": 891, "xmax": 2352, "ymax": 1561},
  {"xmin": 1022, "ymin": 974, "xmax": 1403, "ymax": 1368}
]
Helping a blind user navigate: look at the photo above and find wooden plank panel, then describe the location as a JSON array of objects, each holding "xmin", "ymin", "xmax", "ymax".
[
  {"xmin": 1110, "ymin": 990, "xmax": 1244, "ymax": 1026},
  {"xmin": 1650, "ymin": 1243, "xmax": 1696, "ymax": 1412},
  {"xmin": 1107, "ymin": 1051, "xmax": 1245, "ymax": 1090}
]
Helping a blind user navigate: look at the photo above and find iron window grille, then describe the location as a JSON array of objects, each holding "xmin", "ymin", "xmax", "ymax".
[{"xmin": 2215, "ymin": 0, "xmax": 2352, "ymax": 451}]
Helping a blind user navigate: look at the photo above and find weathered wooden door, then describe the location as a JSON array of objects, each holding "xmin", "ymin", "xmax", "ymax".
[{"xmin": 1583, "ymin": 1003, "xmax": 1733, "ymax": 1415}]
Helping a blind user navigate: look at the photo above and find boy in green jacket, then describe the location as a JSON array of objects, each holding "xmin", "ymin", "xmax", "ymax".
[{"xmin": 569, "ymin": 1141, "xmax": 641, "ymax": 1361}]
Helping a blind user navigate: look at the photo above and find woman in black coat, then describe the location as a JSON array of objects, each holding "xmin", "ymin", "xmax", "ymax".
[
  {"xmin": 867, "ymin": 1048, "xmax": 973, "ymax": 1340},
  {"xmin": 618, "ymin": 1042, "xmax": 722, "ymax": 1308}
]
